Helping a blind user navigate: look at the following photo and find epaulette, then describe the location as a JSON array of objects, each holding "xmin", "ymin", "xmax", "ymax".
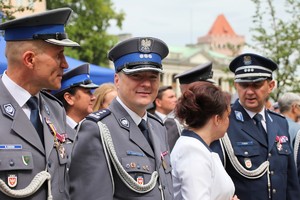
[
  {"xmin": 148, "ymin": 112, "xmax": 164, "ymax": 125},
  {"xmin": 267, "ymin": 109, "xmax": 286, "ymax": 118},
  {"xmin": 86, "ymin": 109, "xmax": 111, "ymax": 122},
  {"xmin": 40, "ymin": 90, "xmax": 63, "ymax": 106}
]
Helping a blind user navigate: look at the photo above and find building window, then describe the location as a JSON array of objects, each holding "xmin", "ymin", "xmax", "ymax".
[
  {"xmin": 16, "ymin": 0, "xmax": 23, "ymax": 6},
  {"xmin": 28, "ymin": 0, "xmax": 34, "ymax": 9}
]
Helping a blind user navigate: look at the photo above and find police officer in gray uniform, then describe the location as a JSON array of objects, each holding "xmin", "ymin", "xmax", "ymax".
[
  {"xmin": 69, "ymin": 37, "xmax": 173, "ymax": 200},
  {"xmin": 0, "ymin": 8, "xmax": 79, "ymax": 199}
]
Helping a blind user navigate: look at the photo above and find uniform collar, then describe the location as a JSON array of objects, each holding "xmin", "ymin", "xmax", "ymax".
[
  {"xmin": 2, "ymin": 71, "xmax": 40, "ymax": 107},
  {"xmin": 66, "ymin": 115, "xmax": 78, "ymax": 129},
  {"xmin": 154, "ymin": 111, "xmax": 167, "ymax": 121},
  {"xmin": 116, "ymin": 96, "xmax": 147, "ymax": 125}
]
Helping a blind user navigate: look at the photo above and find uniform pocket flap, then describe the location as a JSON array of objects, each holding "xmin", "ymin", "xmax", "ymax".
[
  {"xmin": 233, "ymin": 144, "xmax": 260, "ymax": 157},
  {"xmin": 0, "ymin": 151, "xmax": 33, "ymax": 171},
  {"xmin": 277, "ymin": 143, "xmax": 291, "ymax": 155}
]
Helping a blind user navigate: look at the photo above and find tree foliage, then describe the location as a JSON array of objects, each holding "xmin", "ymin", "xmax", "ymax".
[
  {"xmin": 47, "ymin": 0, "xmax": 124, "ymax": 66},
  {"xmin": 250, "ymin": 0, "xmax": 300, "ymax": 100},
  {"xmin": 0, "ymin": 0, "xmax": 42, "ymax": 22}
]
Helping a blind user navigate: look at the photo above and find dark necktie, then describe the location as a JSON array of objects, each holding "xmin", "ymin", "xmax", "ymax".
[
  {"xmin": 253, "ymin": 113, "xmax": 267, "ymax": 143},
  {"xmin": 164, "ymin": 118, "xmax": 180, "ymax": 152},
  {"xmin": 138, "ymin": 119, "xmax": 151, "ymax": 145},
  {"xmin": 27, "ymin": 96, "xmax": 44, "ymax": 143}
]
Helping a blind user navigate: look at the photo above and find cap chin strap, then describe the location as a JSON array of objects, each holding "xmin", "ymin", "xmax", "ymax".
[
  {"xmin": 33, "ymin": 33, "xmax": 67, "ymax": 40},
  {"xmin": 97, "ymin": 121, "xmax": 162, "ymax": 196}
]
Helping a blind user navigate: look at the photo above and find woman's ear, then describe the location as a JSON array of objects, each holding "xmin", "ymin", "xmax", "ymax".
[
  {"xmin": 64, "ymin": 92, "xmax": 75, "ymax": 106},
  {"xmin": 213, "ymin": 114, "xmax": 220, "ymax": 126}
]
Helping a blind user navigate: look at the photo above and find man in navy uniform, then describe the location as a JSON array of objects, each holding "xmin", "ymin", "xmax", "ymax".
[
  {"xmin": 69, "ymin": 37, "xmax": 174, "ymax": 200},
  {"xmin": 0, "ymin": 8, "xmax": 79, "ymax": 199},
  {"xmin": 52, "ymin": 63, "xmax": 98, "ymax": 129},
  {"xmin": 212, "ymin": 53, "xmax": 300, "ymax": 200},
  {"xmin": 174, "ymin": 61, "xmax": 214, "ymax": 92}
]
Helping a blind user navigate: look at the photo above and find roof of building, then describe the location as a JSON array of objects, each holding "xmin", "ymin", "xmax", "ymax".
[{"xmin": 207, "ymin": 14, "xmax": 237, "ymax": 36}]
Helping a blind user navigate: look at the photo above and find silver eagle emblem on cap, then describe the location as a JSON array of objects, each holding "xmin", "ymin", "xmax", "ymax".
[
  {"xmin": 243, "ymin": 56, "xmax": 252, "ymax": 65},
  {"xmin": 139, "ymin": 38, "xmax": 152, "ymax": 53}
]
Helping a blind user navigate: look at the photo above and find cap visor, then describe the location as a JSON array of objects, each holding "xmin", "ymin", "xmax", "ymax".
[
  {"xmin": 79, "ymin": 83, "xmax": 99, "ymax": 89},
  {"xmin": 122, "ymin": 67, "xmax": 163, "ymax": 75},
  {"xmin": 235, "ymin": 77, "xmax": 268, "ymax": 83},
  {"xmin": 45, "ymin": 38, "xmax": 80, "ymax": 47}
]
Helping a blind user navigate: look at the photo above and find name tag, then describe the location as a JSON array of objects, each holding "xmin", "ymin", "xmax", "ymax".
[
  {"xmin": 236, "ymin": 141, "xmax": 253, "ymax": 146},
  {"xmin": 0, "ymin": 144, "xmax": 22, "ymax": 150}
]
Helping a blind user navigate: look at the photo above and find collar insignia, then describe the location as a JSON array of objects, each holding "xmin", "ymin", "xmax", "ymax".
[
  {"xmin": 235, "ymin": 111, "xmax": 244, "ymax": 122},
  {"xmin": 3, "ymin": 104, "xmax": 15, "ymax": 117},
  {"xmin": 120, "ymin": 117, "xmax": 129, "ymax": 128}
]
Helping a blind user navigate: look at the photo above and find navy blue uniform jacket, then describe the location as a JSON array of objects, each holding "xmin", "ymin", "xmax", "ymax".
[{"xmin": 212, "ymin": 100, "xmax": 300, "ymax": 200}]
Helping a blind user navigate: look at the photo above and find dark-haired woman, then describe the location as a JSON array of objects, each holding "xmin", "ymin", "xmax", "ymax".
[{"xmin": 171, "ymin": 82, "xmax": 238, "ymax": 200}]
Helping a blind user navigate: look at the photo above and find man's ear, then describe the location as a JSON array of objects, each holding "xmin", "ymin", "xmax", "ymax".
[
  {"xmin": 268, "ymin": 80, "xmax": 275, "ymax": 93},
  {"xmin": 155, "ymin": 98, "xmax": 162, "ymax": 108},
  {"xmin": 23, "ymin": 51, "xmax": 35, "ymax": 69}
]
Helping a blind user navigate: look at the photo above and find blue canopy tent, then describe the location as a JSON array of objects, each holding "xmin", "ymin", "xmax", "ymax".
[
  {"xmin": 0, "ymin": 36, "xmax": 6, "ymax": 70},
  {"xmin": 64, "ymin": 57, "xmax": 115, "ymax": 85},
  {"xmin": 0, "ymin": 36, "xmax": 115, "ymax": 85}
]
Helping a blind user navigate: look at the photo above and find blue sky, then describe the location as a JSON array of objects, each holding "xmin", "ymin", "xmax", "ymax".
[{"xmin": 108, "ymin": 0, "xmax": 287, "ymax": 47}]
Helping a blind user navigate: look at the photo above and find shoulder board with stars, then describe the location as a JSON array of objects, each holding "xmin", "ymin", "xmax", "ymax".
[
  {"xmin": 41, "ymin": 90, "xmax": 63, "ymax": 106},
  {"xmin": 86, "ymin": 109, "xmax": 111, "ymax": 122},
  {"xmin": 147, "ymin": 112, "xmax": 164, "ymax": 125}
]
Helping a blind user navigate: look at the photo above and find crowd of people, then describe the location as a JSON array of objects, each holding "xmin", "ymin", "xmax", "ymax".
[{"xmin": 1, "ymin": 7, "xmax": 300, "ymax": 200}]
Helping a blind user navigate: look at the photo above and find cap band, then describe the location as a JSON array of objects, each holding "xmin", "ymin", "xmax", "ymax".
[
  {"xmin": 235, "ymin": 65, "xmax": 272, "ymax": 73},
  {"xmin": 55, "ymin": 74, "xmax": 91, "ymax": 94},
  {"xmin": 4, "ymin": 24, "xmax": 65, "ymax": 41},
  {"xmin": 114, "ymin": 52, "xmax": 161, "ymax": 71},
  {"xmin": 234, "ymin": 65, "xmax": 273, "ymax": 80}
]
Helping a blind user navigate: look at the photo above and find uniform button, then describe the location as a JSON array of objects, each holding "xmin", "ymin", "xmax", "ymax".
[
  {"xmin": 272, "ymin": 189, "xmax": 276, "ymax": 193},
  {"xmin": 268, "ymin": 153, "xmax": 272, "ymax": 157},
  {"xmin": 244, "ymin": 151, "xmax": 249, "ymax": 156},
  {"xmin": 48, "ymin": 162, "xmax": 52, "ymax": 168},
  {"xmin": 9, "ymin": 160, "xmax": 14, "ymax": 167},
  {"xmin": 270, "ymin": 171, "xmax": 274, "ymax": 175}
]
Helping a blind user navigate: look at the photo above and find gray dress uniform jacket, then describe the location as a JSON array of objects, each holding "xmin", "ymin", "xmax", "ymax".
[
  {"xmin": 0, "ymin": 79, "xmax": 74, "ymax": 200},
  {"xmin": 69, "ymin": 99, "xmax": 174, "ymax": 200}
]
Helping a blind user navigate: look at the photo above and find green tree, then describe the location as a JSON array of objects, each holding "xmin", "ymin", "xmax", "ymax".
[
  {"xmin": 250, "ymin": 0, "xmax": 300, "ymax": 100},
  {"xmin": 0, "ymin": 0, "xmax": 42, "ymax": 22},
  {"xmin": 47, "ymin": 0, "xmax": 124, "ymax": 67}
]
